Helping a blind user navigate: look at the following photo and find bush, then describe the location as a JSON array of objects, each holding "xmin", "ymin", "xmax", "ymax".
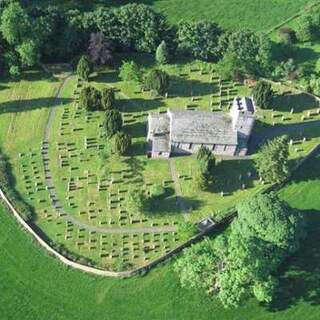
[
  {"xmin": 143, "ymin": 69, "xmax": 169, "ymax": 95},
  {"xmin": 278, "ymin": 27, "xmax": 296, "ymax": 44},
  {"xmin": 150, "ymin": 184, "xmax": 166, "ymax": 198}
]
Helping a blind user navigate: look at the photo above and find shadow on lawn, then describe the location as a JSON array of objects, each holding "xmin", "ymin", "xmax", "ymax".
[
  {"xmin": 272, "ymin": 92, "xmax": 319, "ymax": 113},
  {"xmin": 249, "ymin": 119, "xmax": 320, "ymax": 154},
  {"xmin": 267, "ymin": 209, "xmax": 320, "ymax": 311},
  {"xmin": 120, "ymin": 97, "xmax": 164, "ymax": 113},
  {"xmin": 147, "ymin": 187, "xmax": 203, "ymax": 216},
  {"xmin": 0, "ymin": 97, "xmax": 73, "ymax": 114},
  {"xmin": 209, "ymin": 159, "xmax": 258, "ymax": 194}
]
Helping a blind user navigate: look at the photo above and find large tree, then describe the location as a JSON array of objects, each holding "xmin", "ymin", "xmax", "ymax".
[
  {"xmin": 143, "ymin": 69, "xmax": 170, "ymax": 95},
  {"xmin": 217, "ymin": 30, "xmax": 272, "ymax": 77},
  {"xmin": 174, "ymin": 192, "xmax": 305, "ymax": 308},
  {"xmin": 252, "ymin": 80, "xmax": 274, "ymax": 109},
  {"xmin": 88, "ymin": 32, "xmax": 113, "ymax": 66},
  {"xmin": 177, "ymin": 20, "xmax": 222, "ymax": 61},
  {"xmin": 104, "ymin": 109, "xmax": 122, "ymax": 137},
  {"xmin": 255, "ymin": 135, "xmax": 290, "ymax": 184}
]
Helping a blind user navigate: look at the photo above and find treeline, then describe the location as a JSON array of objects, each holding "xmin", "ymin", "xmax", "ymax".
[
  {"xmin": 0, "ymin": 152, "xmax": 34, "ymax": 221},
  {"xmin": 0, "ymin": 1, "xmax": 275, "ymax": 80}
]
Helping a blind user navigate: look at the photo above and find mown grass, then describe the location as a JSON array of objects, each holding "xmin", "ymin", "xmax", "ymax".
[{"xmin": 2, "ymin": 151, "xmax": 320, "ymax": 319}]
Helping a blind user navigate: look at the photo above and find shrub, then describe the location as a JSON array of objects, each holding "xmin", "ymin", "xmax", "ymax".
[{"xmin": 143, "ymin": 69, "xmax": 169, "ymax": 95}]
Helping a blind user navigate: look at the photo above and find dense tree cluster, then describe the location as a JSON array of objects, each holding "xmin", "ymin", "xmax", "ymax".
[
  {"xmin": 174, "ymin": 192, "xmax": 305, "ymax": 308},
  {"xmin": 255, "ymin": 135, "xmax": 290, "ymax": 184},
  {"xmin": 296, "ymin": 7, "xmax": 320, "ymax": 42},
  {"xmin": 0, "ymin": 2, "xmax": 276, "ymax": 80}
]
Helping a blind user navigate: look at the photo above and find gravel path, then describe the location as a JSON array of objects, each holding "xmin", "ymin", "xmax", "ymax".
[{"xmin": 41, "ymin": 75, "xmax": 176, "ymax": 234}]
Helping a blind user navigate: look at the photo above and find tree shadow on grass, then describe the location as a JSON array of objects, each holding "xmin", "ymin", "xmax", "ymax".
[
  {"xmin": 208, "ymin": 159, "xmax": 258, "ymax": 195},
  {"xmin": 272, "ymin": 93, "xmax": 319, "ymax": 113},
  {"xmin": 120, "ymin": 97, "xmax": 165, "ymax": 113},
  {"xmin": 249, "ymin": 119, "xmax": 320, "ymax": 154},
  {"xmin": 267, "ymin": 209, "xmax": 320, "ymax": 312},
  {"xmin": 0, "ymin": 97, "xmax": 73, "ymax": 115},
  {"xmin": 170, "ymin": 75, "xmax": 214, "ymax": 98},
  {"xmin": 123, "ymin": 121, "xmax": 146, "ymax": 138},
  {"xmin": 146, "ymin": 187, "xmax": 203, "ymax": 216}
]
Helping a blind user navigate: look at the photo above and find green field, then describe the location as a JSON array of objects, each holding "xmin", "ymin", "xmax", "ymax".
[
  {"xmin": 34, "ymin": 0, "xmax": 310, "ymax": 32},
  {"xmin": 1, "ymin": 151, "xmax": 320, "ymax": 320}
]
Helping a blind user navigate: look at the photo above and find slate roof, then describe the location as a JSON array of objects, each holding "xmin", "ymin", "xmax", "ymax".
[{"xmin": 168, "ymin": 110, "xmax": 238, "ymax": 145}]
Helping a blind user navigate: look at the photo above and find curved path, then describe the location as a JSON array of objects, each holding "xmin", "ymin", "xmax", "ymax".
[{"xmin": 41, "ymin": 75, "xmax": 176, "ymax": 234}]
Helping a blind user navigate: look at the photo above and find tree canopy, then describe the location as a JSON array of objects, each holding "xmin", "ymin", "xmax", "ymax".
[
  {"xmin": 143, "ymin": 69, "xmax": 170, "ymax": 95},
  {"xmin": 156, "ymin": 40, "xmax": 169, "ymax": 65},
  {"xmin": 113, "ymin": 131, "xmax": 131, "ymax": 155},
  {"xmin": 252, "ymin": 80, "xmax": 274, "ymax": 109},
  {"xmin": 174, "ymin": 192, "xmax": 305, "ymax": 308},
  {"xmin": 101, "ymin": 88, "xmax": 115, "ymax": 110},
  {"xmin": 77, "ymin": 55, "xmax": 92, "ymax": 81},
  {"xmin": 104, "ymin": 109, "xmax": 122, "ymax": 137},
  {"xmin": 79, "ymin": 86, "xmax": 101, "ymax": 111},
  {"xmin": 255, "ymin": 135, "xmax": 290, "ymax": 184}
]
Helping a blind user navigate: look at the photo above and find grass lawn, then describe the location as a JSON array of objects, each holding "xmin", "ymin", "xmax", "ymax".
[
  {"xmin": 1, "ymin": 54, "xmax": 320, "ymax": 270},
  {"xmin": 2, "ymin": 151, "xmax": 320, "ymax": 319}
]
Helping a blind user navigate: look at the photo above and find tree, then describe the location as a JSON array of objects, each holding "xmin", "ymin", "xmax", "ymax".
[
  {"xmin": 77, "ymin": 55, "xmax": 92, "ymax": 81},
  {"xmin": 174, "ymin": 236, "xmax": 227, "ymax": 290},
  {"xmin": 113, "ymin": 131, "xmax": 131, "ymax": 155},
  {"xmin": 255, "ymin": 135, "xmax": 290, "ymax": 184},
  {"xmin": 278, "ymin": 27, "xmax": 296, "ymax": 44},
  {"xmin": 150, "ymin": 184, "xmax": 166, "ymax": 199},
  {"xmin": 309, "ymin": 74, "xmax": 320, "ymax": 96},
  {"xmin": 9, "ymin": 64, "xmax": 21, "ymax": 79},
  {"xmin": 16, "ymin": 40, "xmax": 39, "ymax": 67},
  {"xmin": 194, "ymin": 146, "xmax": 215, "ymax": 190},
  {"xmin": 252, "ymin": 80, "xmax": 274, "ymax": 109},
  {"xmin": 156, "ymin": 40, "xmax": 169, "ymax": 64},
  {"xmin": 174, "ymin": 192, "xmax": 305, "ymax": 308},
  {"xmin": 216, "ymin": 52, "xmax": 242, "ymax": 80},
  {"xmin": 143, "ymin": 69, "xmax": 170, "ymax": 95},
  {"xmin": 79, "ymin": 86, "xmax": 102, "ymax": 111},
  {"xmin": 0, "ymin": 2, "xmax": 30, "ymax": 45},
  {"xmin": 88, "ymin": 32, "xmax": 113, "ymax": 66},
  {"xmin": 119, "ymin": 61, "xmax": 141, "ymax": 82},
  {"xmin": 177, "ymin": 21, "xmax": 222, "ymax": 61},
  {"xmin": 217, "ymin": 30, "xmax": 272, "ymax": 77},
  {"xmin": 104, "ymin": 109, "xmax": 122, "ymax": 137},
  {"xmin": 101, "ymin": 87, "xmax": 115, "ymax": 110},
  {"xmin": 272, "ymin": 58, "xmax": 300, "ymax": 81}
]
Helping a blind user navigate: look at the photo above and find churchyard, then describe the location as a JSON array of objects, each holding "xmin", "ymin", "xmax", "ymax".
[{"xmin": 1, "ymin": 55, "xmax": 320, "ymax": 270}]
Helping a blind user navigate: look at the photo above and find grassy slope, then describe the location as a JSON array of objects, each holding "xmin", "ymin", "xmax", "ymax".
[
  {"xmin": 32, "ymin": 0, "xmax": 309, "ymax": 31},
  {"xmin": 2, "ymin": 152, "xmax": 320, "ymax": 319},
  {"xmin": 151, "ymin": 0, "xmax": 309, "ymax": 31}
]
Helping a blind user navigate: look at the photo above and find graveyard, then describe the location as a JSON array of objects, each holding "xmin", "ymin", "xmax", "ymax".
[{"xmin": 0, "ymin": 55, "xmax": 320, "ymax": 271}]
